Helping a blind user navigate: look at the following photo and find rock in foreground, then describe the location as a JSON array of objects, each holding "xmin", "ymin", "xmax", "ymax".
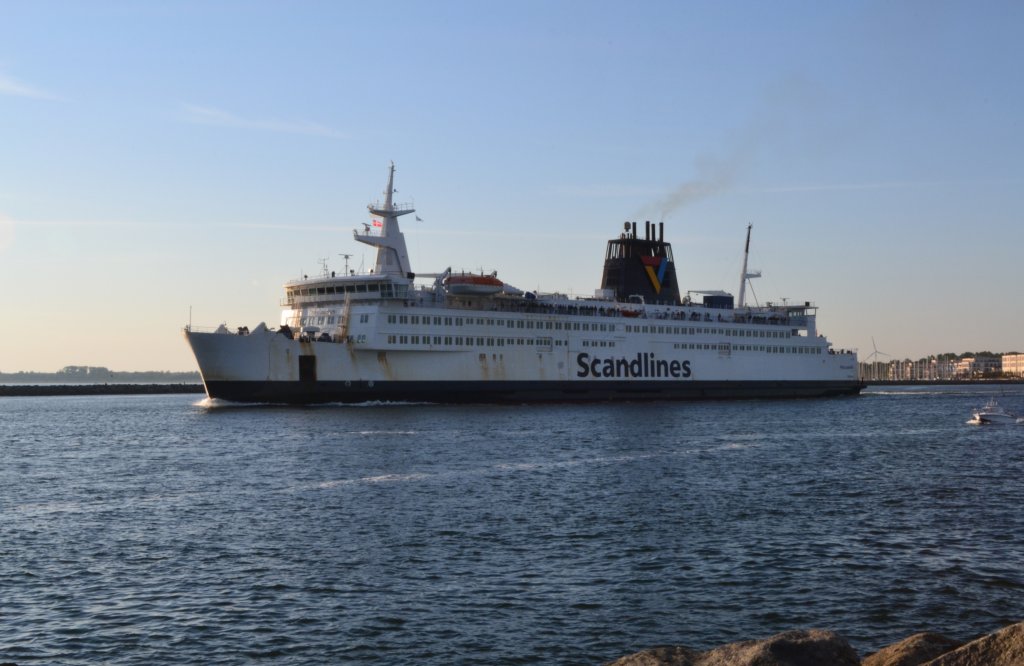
[
  {"xmin": 607, "ymin": 629, "xmax": 859, "ymax": 666},
  {"xmin": 608, "ymin": 621, "xmax": 1024, "ymax": 666},
  {"xmin": 926, "ymin": 621, "xmax": 1024, "ymax": 665},
  {"xmin": 862, "ymin": 632, "xmax": 963, "ymax": 666}
]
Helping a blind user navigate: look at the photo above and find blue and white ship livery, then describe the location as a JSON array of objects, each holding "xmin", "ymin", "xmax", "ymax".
[{"xmin": 184, "ymin": 164, "xmax": 862, "ymax": 403}]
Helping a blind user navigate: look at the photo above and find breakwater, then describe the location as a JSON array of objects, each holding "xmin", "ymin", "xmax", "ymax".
[{"xmin": 0, "ymin": 384, "xmax": 204, "ymax": 397}]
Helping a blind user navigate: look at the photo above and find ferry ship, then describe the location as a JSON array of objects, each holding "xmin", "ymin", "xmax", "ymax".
[{"xmin": 184, "ymin": 164, "xmax": 862, "ymax": 403}]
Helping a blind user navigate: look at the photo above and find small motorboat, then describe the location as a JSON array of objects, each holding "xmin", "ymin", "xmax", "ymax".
[{"xmin": 970, "ymin": 398, "xmax": 1020, "ymax": 425}]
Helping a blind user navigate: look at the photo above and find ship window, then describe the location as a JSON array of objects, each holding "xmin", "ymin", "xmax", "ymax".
[
  {"xmin": 411, "ymin": 315, "xmax": 420, "ymax": 324},
  {"xmin": 434, "ymin": 317, "xmax": 442, "ymax": 325},
  {"xmin": 444, "ymin": 317, "xmax": 453, "ymax": 325},
  {"xmin": 399, "ymin": 315, "xmax": 408, "ymax": 324},
  {"xmin": 487, "ymin": 338, "xmax": 494, "ymax": 346},
  {"xmin": 507, "ymin": 320, "xmax": 515, "ymax": 328},
  {"xmin": 399, "ymin": 335, "xmax": 408, "ymax": 344},
  {"xmin": 444, "ymin": 336, "xmax": 452, "ymax": 345},
  {"xmin": 411, "ymin": 335, "xmax": 420, "ymax": 344},
  {"xmin": 387, "ymin": 335, "xmax": 396, "ymax": 344},
  {"xmin": 546, "ymin": 322, "xmax": 553, "ymax": 330},
  {"xmin": 476, "ymin": 318, "xmax": 484, "ymax": 325},
  {"xmin": 328, "ymin": 316, "xmax": 335, "ymax": 325},
  {"xmin": 456, "ymin": 337, "xmax": 464, "ymax": 345},
  {"xmin": 360, "ymin": 314, "xmax": 369, "ymax": 323},
  {"xmin": 433, "ymin": 336, "xmax": 441, "ymax": 344},
  {"xmin": 456, "ymin": 318, "xmax": 464, "ymax": 326},
  {"xmin": 356, "ymin": 285, "xmax": 367, "ymax": 292},
  {"xmin": 368, "ymin": 284, "xmax": 379, "ymax": 292}
]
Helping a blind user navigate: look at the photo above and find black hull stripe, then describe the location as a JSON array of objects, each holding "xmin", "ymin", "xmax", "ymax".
[{"xmin": 202, "ymin": 379, "xmax": 865, "ymax": 404}]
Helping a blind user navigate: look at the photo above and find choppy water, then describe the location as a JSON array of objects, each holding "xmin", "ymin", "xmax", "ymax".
[{"xmin": 2, "ymin": 386, "xmax": 1023, "ymax": 664}]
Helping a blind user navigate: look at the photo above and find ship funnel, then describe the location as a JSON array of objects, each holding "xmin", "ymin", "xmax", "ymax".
[{"xmin": 600, "ymin": 223, "xmax": 681, "ymax": 305}]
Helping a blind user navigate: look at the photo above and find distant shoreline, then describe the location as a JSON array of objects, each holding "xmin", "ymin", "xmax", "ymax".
[
  {"xmin": 3, "ymin": 379, "xmax": 1021, "ymax": 398},
  {"xmin": 0, "ymin": 384, "xmax": 205, "ymax": 397},
  {"xmin": 866, "ymin": 379, "xmax": 1024, "ymax": 386}
]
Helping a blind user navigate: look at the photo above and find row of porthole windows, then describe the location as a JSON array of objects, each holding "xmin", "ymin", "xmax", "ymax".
[
  {"xmin": 672, "ymin": 343, "xmax": 822, "ymax": 354},
  {"xmin": 292, "ymin": 283, "xmax": 380, "ymax": 297},
  {"xmin": 299, "ymin": 313, "xmax": 370, "ymax": 327},
  {"xmin": 385, "ymin": 336, "xmax": 563, "ymax": 348},
  {"xmin": 385, "ymin": 314, "xmax": 613, "ymax": 333},
  {"xmin": 581, "ymin": 340, "xmax": 616, "ymax": 348},
  {"xmin": 301, "ymin": 315, "xmax": 335, "ymax": 326},
  {"xmin": 628, "ymin": 324, "xmax": 791, "ymax": 338}
]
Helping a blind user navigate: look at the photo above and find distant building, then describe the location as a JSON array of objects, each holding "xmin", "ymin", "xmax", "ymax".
[
  {"xmin": 955, "ymin": 355, "xmax": 1000, "ymax": 378},
  {"xmin": 1002, "ymin": 353, "xmax": 1024, "ymax": 378}
]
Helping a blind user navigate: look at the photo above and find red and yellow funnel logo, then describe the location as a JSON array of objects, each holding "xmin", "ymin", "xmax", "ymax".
[{"xmin": 641, "ymin": 256, "xmax": 669, "ymax": 294}]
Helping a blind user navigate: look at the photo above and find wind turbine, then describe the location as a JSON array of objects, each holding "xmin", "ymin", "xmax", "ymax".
[{"xmin": 863, "ymin": 337, "xmax": 890, "ymax": 381}]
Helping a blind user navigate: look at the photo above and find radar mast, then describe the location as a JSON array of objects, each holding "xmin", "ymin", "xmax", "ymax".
[{"xmin": 354, "ymin": 162, "xmax": 416, "ymax": 277}]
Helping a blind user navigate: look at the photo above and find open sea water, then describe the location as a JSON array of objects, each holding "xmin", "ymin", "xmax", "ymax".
[{"xmin": 2, "ymin": 385, "xmax": 1023, "ymax": 665}]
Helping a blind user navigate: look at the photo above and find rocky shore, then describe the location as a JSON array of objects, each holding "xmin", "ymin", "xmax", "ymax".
[
  {"xmin": 607, "ymin": 621, "xmax": 1024, "ymax": 665},
  {"xmin": 0, "ymin": 384, "xmax": 204, "ymax": 397}
]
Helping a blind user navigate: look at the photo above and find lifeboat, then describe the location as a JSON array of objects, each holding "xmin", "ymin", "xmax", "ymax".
[
  {"xmin": 445, "ymin": 272, "xmax": 504, "ymax": 295},
  {"xmin": 618, "ymin": 294, "xmax": 645, "ymax": 317}
]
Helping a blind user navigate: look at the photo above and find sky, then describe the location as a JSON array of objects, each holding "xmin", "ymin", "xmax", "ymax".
[{"xmin": 2, "ymin": 0, "xmax": 1022, "ymax": 371}]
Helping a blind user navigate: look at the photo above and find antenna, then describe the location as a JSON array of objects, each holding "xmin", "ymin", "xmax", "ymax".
[
  {"xmin": 318, "ymin": 257, "xmax": 330, "ymax": 277},
  {"xmin": 339, "ymin": 253, "xmax": 352, "ymax": 275}
]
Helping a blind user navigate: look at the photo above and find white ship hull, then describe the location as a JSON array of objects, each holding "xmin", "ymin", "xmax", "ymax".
[{"xmin": 185, "ymin": 305, "xmax": 861, "ymax": 404}]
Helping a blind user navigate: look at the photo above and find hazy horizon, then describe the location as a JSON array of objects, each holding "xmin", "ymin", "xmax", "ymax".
[{"xmin": 3, "ymin": 2, "xmax": 1022, "ymax": 372}]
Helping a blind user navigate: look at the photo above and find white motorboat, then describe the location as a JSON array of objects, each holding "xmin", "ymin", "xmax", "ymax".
[{"xmin": 970, "ymin": 398, "xmax": 1020, "ymax": 425}]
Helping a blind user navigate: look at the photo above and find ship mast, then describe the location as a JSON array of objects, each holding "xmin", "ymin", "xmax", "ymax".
[
  {"xmin": 354, "ymin": 162, "xmax": 416, "ymax": 276},
  {"xmin": 737, "ymin": 223, "xmax": 761, "ymax": 308}
]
